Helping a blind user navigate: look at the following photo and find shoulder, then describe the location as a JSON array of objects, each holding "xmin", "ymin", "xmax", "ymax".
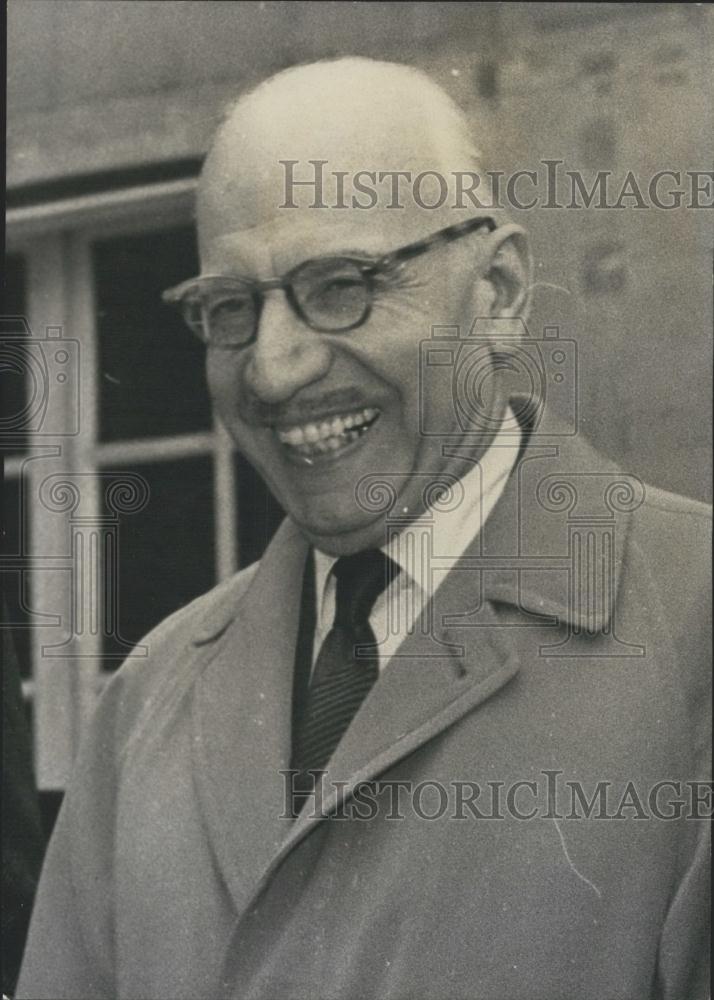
[
  {"xmin": 93, "ymin": 561, "xmax": 261, "ymax": 747},
  {"xmin": 631, "ymin": 482, "xmax": 711, "ymax": 571},
  {"xmin": 639, "ymin": 482, "xmax": 711, "ymax": 522},
  {"xmin": 85, "ymin": 516, "xmax": 304, "ymax": 755},
  {"xmin": 135, "ymin": 560, "xmax": 260, "ymax": 654},
  {"xmin": 623, "ymin": 482, "xmax": 711, "ymax": 657},
  {"xmin": 127, "ymin": 558, "xmax": 260, "ymax": 665}
]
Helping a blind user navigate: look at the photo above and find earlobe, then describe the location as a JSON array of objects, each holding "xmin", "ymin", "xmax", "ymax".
[
  {"xmin": 471, "ymin": 277, "xmax": 497, "ymax": 316},
  {"xmin": 483, "ymin": 225, "xmax": 532, "ymax": 320}
]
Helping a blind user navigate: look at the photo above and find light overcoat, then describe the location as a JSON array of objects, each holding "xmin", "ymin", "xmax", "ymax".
[{"xmin": 18, "ymin": 428, "xmax": 711, "ymax": 999}]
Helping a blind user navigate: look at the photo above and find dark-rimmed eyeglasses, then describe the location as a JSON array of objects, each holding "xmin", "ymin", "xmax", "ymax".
[{"xmin": 162, "ymin": 215, "xmax": 496, "ymax": 349}]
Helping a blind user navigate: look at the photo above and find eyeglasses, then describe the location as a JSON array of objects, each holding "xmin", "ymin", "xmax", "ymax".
[{"xmin": 162, "ymin": 215, "xmax": 496, "ymax": 349}]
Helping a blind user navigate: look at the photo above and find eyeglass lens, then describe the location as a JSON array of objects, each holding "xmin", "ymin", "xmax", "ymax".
[{"xmin": 187, "ymin": 258, "xmax": 371, "ymax": 347}]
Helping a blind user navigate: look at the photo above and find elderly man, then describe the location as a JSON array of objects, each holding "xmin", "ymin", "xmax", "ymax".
[{"xmin": 18, "ymin": 58, "xmax": 709, "ymax": 1000}]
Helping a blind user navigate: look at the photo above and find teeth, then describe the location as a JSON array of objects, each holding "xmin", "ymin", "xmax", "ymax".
[
  {"xmin": 276, "ymin": 407, "xmax": 380, "ymax": 454},
  {"xmin": 282, "ymin": 426, "xmax": 304, "ymax": 446}
]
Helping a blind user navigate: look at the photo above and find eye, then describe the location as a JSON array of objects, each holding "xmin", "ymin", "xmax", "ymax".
[
  {"xmin": 206, "ymin": 292, "xmax": 257, "ymax": 346},
  {"xmin": 307, "ymin": 275, "xmax": 365, "ymax": 312},
  {"xmin": 210, "ymin": 294, "xmax": 252, "ymax": 320},
  {"xmin": 293, "ymin": 259, "xmax": 370, "ymax": 329}
]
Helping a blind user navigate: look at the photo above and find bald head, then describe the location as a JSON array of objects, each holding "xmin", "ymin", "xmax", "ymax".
[
  {"xmin": 198, "ymin": 57, "xmax": 486, "ymax": 253},
  {"xmin": 195, "ymin": 58, "xmax": 530, "ymax": 556}
]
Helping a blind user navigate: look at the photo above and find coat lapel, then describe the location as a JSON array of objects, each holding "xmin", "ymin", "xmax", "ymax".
[
  {"xmin": 281, "ymin": 566, "xmax": 522, "ymax": 856},
  {"xmin": 189, "ymin": 518, "xmax": 522, "ymax": 916},
  {"xmin": 190, "ymin": 518, "xmax": 309, "ymax": 916},
  {"xmin": 281, "ymin": 422, "xmax": 640, "ymax": 851},
  {"xmin": 189, "ymin": 410, "xmax": 640, "ymax": 915}
]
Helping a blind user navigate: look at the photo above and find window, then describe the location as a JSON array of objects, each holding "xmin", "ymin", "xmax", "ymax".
[
  {"xmin": 4, "ymin": 181, "xmax": 284, "ymax": 790},
  {"xmin": 3, "ymin": 255, "xmax": 32, "ymax": 680}
]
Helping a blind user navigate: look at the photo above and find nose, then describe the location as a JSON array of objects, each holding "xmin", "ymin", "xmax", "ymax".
[{"xmin": 243, "ymin": 292, "xmax": 332, "ymax": 405}]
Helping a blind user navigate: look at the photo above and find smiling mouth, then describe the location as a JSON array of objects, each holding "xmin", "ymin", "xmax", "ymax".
[{"xmin": 275, "ymin": 407, "xmax": 381, "ymax": 460}]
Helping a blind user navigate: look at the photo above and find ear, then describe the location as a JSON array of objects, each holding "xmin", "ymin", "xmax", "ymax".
[{"xmin": 474, "ymin": 223, "xmax": 532, "ymax": 320}]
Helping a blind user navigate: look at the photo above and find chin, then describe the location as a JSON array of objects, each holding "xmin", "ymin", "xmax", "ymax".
[{"xmin": 295, "ymin": 513, "xmax": 391, "ymax": 557}]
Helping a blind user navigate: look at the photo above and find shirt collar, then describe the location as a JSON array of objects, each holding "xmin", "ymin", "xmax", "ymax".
[{"xmin": 313, "ymin": 405, "xmax": 521, "ymax": 626}]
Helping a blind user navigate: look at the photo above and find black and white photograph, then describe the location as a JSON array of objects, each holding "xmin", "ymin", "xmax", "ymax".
[{"xmin": 2, "ymin": 3, "xmax": 712, "ymax": 998}]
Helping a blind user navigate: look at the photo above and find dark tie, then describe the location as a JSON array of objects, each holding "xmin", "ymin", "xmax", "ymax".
[{"xmin": 291, "ymin": 549, "xmax": 398, "ymax": 801}]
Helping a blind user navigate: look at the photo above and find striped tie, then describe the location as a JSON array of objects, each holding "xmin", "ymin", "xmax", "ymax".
[{"xmin": 291, "ymin": 549, "xmax": 398, "ymax": 800}]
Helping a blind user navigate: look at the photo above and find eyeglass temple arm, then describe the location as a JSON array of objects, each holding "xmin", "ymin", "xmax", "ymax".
[
  {"xmin": 163, "ymin": 271, "xmax": 301, "ymax": 304},
  {"xmin": 375, "ymin": 215, "xmax": 497, "ymax": 270},
  {"xmin": 162, "ymin": 216, "xmax": 497, "ymax": 299}
]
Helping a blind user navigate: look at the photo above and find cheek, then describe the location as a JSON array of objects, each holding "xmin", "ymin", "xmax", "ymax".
[
  {"xmin": 357, "ymin": 303, "xmax": 425, "ymax": 392},
  {"xmin": 205, "ymin": 352, "xmax": 241, "ymax": 414},
  {"xmin": 367, "ymin": 294, "xmax": 427, "ymax": 335}
]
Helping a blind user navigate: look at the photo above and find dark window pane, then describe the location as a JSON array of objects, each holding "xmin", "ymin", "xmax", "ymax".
[
  {"xmin": 1, "ymin": 256, "xmax": 30, "ymax": 451},
  {"xmin": 2, "ymin": 477, "xmax": 32, "ymax": 680},
  {"xmin": 2, "ymin": 473, "xmax": 29, "ymax": 558},
  {"xmin": 94, "ymin": 227, "xmax": 211, "ymax": 441},
  {"xmin": 234, "ymin": 454, "xmax": 285, "ymax": 568},
  {"xmin": 39, "ymin": 791, "xmax": 63, "ymax": 841},
  {"xmin": 101, "ymin": 457, "xmax": 214, "ymax": 662}
]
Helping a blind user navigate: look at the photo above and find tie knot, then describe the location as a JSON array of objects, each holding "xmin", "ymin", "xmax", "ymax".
[{"xmin": 332, "ymin": 549, "xmax": 398, "ymax": 627}]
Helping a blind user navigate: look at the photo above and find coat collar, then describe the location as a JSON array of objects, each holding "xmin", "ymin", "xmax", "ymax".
[
  {"xmin": 189, "ymin": 413, "xmax": 643, "ymax": 920},
  {"xmin": 193, "ymin": 410, "xmax": 638, "ymax": 646},
  {"xmin": 470, "ymin": 422, "xmax": 638, "ymax": 633}
]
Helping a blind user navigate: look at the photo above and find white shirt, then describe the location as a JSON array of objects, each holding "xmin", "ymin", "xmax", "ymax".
[{"xmin": 312, "ymin": 407, "xmax": 521, "ymax": 672}]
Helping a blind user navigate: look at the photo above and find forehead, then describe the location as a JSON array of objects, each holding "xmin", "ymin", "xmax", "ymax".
[
  {"xmin": 196, "ymin": 157, "xmax": 476, "ymax": 277},
  {"xmin": 198, "ymin": 206, "xmax": 451, "ymax": 276},
  {"xmin": 196, "ymin": 77, "xmax": 474, "ymax": 275}
]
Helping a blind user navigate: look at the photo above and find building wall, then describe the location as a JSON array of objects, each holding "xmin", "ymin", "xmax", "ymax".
[
  {"xmin": 7, "ymin": 1, "xmax": 483, "ymax": 185},
  {"xmin": 8, "ymin": 1, "xmax": 712, "ymax": 503},
  {"xmin": 4, "ymin": 2, "xmax": 712, "ymax": 790}
]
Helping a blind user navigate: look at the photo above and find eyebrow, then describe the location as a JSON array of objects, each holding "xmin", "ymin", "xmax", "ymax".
[
  {"xmin": 320, "ymin": 244, "xmax": 393, "ymax": 261},
  {"xmin": 337, "ymin": 247, "xmax": 381, "ymax": 257}
]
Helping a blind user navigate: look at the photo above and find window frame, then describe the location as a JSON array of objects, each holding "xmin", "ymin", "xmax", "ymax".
[{"xmin": 5, "ymin": 179, "xmax": 239, "ymax": 789}]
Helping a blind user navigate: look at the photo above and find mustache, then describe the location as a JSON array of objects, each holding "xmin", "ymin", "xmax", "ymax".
[{"xmin": 246, "ymin": 388, "xmax": 376, "ymax": 427}]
